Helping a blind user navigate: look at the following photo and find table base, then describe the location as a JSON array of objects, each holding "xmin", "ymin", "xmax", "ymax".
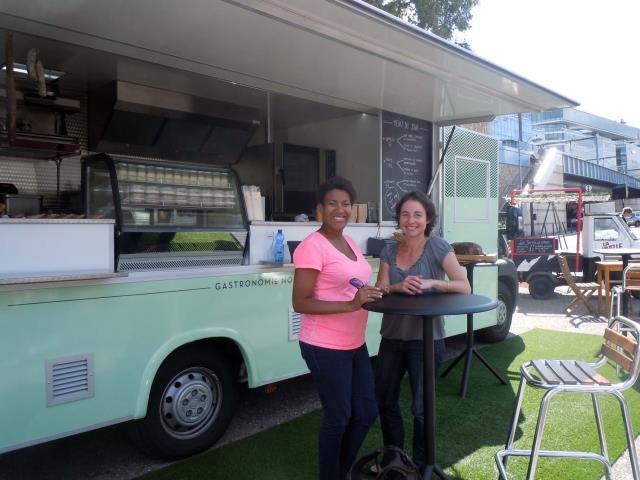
[{"xmin": 440, "ymin": 314, "xmax": 508, "ymax": 398}]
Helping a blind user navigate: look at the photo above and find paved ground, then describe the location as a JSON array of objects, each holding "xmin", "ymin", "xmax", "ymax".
[{"xmin": 0, "ymin": 286, "xmax": 637, "ymax": 479}]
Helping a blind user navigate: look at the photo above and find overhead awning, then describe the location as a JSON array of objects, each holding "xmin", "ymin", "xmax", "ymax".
[{"xmin": 0, "ymin": 0, "xmax": 578, "ymax": 122}]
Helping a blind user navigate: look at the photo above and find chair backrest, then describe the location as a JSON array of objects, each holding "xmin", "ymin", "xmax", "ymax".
[
  {"xmin": 558, "ymin": 255, "xmax": 578, "ymax": 290},
  {"xmin": 623, "ymin": 264, "xmax": 640, "ymax": 290},
  {"xmin": 604, "ymin": 316, "xmax": 640, "ymax": 388}
]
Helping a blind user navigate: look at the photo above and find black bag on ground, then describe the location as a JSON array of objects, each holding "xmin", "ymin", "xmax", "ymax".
[{"xmin": 349, "ymin": 445, "xmax": 422, "ymax": 479}]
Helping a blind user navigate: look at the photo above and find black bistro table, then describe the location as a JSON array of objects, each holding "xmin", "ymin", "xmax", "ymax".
[
  {"xmin": 594, "ymin": 247, "xmax": 640, "ymax": 315},
  {"xmin": 365, "ymin": 292, "xmax": 498, "ymax": 480}
]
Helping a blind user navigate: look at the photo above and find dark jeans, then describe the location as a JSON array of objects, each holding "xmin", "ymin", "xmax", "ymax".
[
  {"xmin": 300, "ymin": 341, "xmax": 378, "ymax": 480},
  {"xmin": 374, "ymin": 337, "xmax": 445, "ymax": 468}
]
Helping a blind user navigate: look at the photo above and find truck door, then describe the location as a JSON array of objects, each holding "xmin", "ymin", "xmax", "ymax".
[{"xmin": 591, "ymin": 216, "xmax": 627, "ymax": 254}]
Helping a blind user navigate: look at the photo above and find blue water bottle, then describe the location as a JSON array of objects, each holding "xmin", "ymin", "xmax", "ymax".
[{"xmin": 274, "ymin": 229, "xmax": 285, "ymax": 264}]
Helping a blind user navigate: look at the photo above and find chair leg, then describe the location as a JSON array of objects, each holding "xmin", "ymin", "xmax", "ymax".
[
  {"xmin": 580, "ymin": 292, "xmax": 599, "ymax": 316},
  {"xmin": 613, "ymin": 391, "xmax": 640, "ymax": 480},
  {"xmin": 592, "ymin": 393, "xmax": 611, "ymax": 479},
  {"xmin": 502, "ymin": 375, "xmax": 527, "ymax": 472},
  {"xmin": 526, "ymin": 389, "xmax": 557, "ymax": 480},
  {"xmin": 565, "ymin": 297, "xmax": 579, "ymax": 315}
]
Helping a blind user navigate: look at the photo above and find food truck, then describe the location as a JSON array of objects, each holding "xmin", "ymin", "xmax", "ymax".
[{"xmin": 0, "ymin": 0, "xmax": 576, "ymax": 459}]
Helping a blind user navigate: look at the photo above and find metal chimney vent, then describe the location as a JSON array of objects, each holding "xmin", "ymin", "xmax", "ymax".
[{"xmin": 46, "ymin": 354, "xmax": 94, "ymax": 406}]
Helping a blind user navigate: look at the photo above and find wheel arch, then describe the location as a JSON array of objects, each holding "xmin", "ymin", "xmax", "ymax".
[{"xmin": 133, "ymin": 330, "xmax": 253, "ymax": 419}]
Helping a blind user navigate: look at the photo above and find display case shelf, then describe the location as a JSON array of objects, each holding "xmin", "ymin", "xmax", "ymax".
[
  {"xmin": 121, "ymin": 203, "xmax": 236, "ymax": 211},
  {"xmin": 117, "ymin": 178, "xmax": 233, "ymax": 190}
]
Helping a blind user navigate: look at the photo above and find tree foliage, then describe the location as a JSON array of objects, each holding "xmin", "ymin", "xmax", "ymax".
[{"xmin": 364, "ymin": 0, "xmax": 478, "ymax": 44}]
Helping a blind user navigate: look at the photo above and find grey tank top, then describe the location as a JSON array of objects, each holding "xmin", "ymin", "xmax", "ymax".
[{"xmin": 379, "ymin": 235, "xmax": 453, "ymax": 341}]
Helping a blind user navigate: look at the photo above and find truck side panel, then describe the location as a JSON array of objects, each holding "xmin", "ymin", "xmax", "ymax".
[{"xmin": 0, "ymin": 269, "xmax": 382, "ymax": 453}]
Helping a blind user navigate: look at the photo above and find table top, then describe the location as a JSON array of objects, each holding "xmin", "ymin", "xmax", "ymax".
[
  {"xmin": 596, "ymin": 260, "xmax": 623, "ymax": 267},
  {"xmin": 363, "ymin": 292, "xmax": 498, "ymax": 317},
  {"xmin": 594, "ymin": 248, "xmax": 640, "ymax": 256}
]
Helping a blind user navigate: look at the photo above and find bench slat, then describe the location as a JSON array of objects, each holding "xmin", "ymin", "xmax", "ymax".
[
  {"xmin": 604, "ymin": 328, "xmax": 637, "ymax": 355},
  {"xmin": 602, "ymin": 344, "xmax": 633, "ymax": 372},
  {"xmin": 531, "ymin": 360, "xmax": 560, "ymax": 384},
  {"xmin": 546, "ymin": 360, "xmax": 579, "ymax": 384},
  {"xmin": 560, "ymin": 361, "xmax": 595, "ymax": 385},
  {"xmin": 576, "ymin": 361, "xmax": 611, "ymax": 385}
]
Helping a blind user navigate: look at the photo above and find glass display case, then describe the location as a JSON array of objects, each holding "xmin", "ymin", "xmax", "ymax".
[{"xmin": 82, "ymin": 153, "xmax": 247, "ymax": 270}]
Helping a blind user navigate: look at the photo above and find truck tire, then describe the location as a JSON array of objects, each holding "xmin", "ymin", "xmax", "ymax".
[
  {"xmin": 129, "ymin": 347, "xmax": 237, "ymax": 459},
  {"xmin": 477, "ymin": 281, "xmax": 514, "ymax": 343},
  {"xmin": 528, "ymin": 275, "xmax": 555, "ymax": 300}
]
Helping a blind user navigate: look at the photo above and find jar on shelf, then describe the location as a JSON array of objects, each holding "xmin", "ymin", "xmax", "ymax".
[
  {"xmin": 202, "ymin": 190, "xmax": 215, "ymax": 206},
  {"xmin": 146, "ymin": 166, "xmax": 157, "ymax": 183},
  {"xmin": 161, "ymin": 186, "xmax": 175, "ymax": 206},
  {"xmin": 126, "ymin": 163, "xmax": 137, "ymax": 181},
  {"xmin": 116, "ymin": 163, "xmax": 128, "ymax": 181},
  {"xmin": 220, "ymin": 172, "xmax": 229, "ymax": 188},
  {"xmin": 156, "ymin": 167, "xmax": 165, "ymax": 184},
  {"xmin": 174, "ymin": 169, "xmax": 184, "ymax": 185},
  {"xmin": 175, "ymin": 187, "xmax": 189, "ymax": 205},
  {"xmin": 204, "ymin": 172, "xmax": 214, "ymax": 187},
  {"xmin": 136, "ymin": 164, "xmax": 147, "ymax": 182},
  {"xmin": 146, "ymin": 185, "xmax": 160, "ymax": 205},
  {"xmin": 213, "ymin": 190, "xmax": 224, "ymax": 208},
  {"xmin": 130, "ymin": 184, "xmax": 146, "ymax": 204},
  {"xmin": 224, "ymin": 191, "xmax": 235, "ymax": 208},
  {"xmin": 164, "ymin": 168, "xmax": 174, "ymax": 184},
  {"xmin": 212, "ymin": 172, "xmax": 221, "ymax": 187},
  {"xmin": 188, "ymin": 188, "xmax": 201, "ymax": 207},
  {"xmin": 189, "ymin": 170, "xmax": 199, "ymax": 186}
]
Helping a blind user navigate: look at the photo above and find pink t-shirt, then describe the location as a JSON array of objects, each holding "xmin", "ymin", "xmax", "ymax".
[{"xmin": 293, "ymin": 231, "xmax": 373, "ymax": 350}]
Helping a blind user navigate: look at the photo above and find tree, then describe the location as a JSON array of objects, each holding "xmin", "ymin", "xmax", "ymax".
[{"xmin": 364, "ymin": 0, "xmax": 478, "ymax": 46}]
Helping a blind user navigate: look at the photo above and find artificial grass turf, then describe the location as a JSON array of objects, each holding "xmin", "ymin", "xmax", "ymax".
[{"xmin": 139, "ymin": 329, "xmax": 640, "ymax": 480}]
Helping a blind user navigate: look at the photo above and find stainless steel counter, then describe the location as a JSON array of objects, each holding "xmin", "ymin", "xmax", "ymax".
[
  {"xmin": 0, "ymin": 218, "xmax": 115, "ymax": 224},
  {"xmin": 0, "ymin": 271, "xmax": 127, "ymax": 286}
]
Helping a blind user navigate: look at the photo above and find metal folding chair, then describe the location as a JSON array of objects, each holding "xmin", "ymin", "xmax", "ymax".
[{"xmin": 496, "ymin": 315, "xmax": 640, "ymax": 480}]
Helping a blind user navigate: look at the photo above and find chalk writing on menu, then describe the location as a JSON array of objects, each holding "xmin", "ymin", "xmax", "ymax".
[
  {"xmin": 381, "ymin": 111, "xmax": 431, "ymax": 221},
  {"xmin": 513, "ymin": 237, "xmax": 557, "ymax": 256}
]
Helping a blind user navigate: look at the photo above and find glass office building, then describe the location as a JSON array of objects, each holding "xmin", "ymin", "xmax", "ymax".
[{"xmin": 491, "ymin": 109, "xmax": 640, "ymax": 178}]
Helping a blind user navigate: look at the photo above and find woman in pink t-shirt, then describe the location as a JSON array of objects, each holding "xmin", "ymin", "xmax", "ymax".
[{"xmin": 293, "ymin": 176, "xmax": 381, "ymax": 480}]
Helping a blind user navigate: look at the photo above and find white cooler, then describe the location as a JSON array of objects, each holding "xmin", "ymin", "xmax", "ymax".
[{"xmin": 0, "ymin": 219, "xmax": 115, "ymax": 277}]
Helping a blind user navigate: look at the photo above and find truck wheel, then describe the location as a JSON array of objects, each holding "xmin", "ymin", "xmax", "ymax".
[
  {"xmin": 477, "ymin": 282, "xmax": 514, "ymax": 343},
  {"xmin": 129, "ymin": 347, "xmax": 237, "ymax": 459},
  {"xmin": 528, "ymin": 275, "xmax": 555, "ymax": 300}
]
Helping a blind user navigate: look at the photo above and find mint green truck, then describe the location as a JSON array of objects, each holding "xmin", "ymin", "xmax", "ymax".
[{"xmin": 0, "ymin": 0, "xmax": 573, "ymax": 461}]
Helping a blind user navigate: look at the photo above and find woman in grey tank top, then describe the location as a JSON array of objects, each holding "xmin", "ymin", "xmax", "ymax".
[{"xmin": 373, "ymin": 191, "xmax": 470, "ymax": 470}]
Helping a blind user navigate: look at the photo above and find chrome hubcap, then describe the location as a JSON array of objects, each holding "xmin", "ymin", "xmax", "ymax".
[{"xmin": 160, "ymin": 367, "xmax": 221, "ymax": 439}]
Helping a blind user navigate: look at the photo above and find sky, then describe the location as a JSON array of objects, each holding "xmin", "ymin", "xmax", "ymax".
[{"xmin": 463, "ymin": 0, "xmax": 640, "ymax": 128}]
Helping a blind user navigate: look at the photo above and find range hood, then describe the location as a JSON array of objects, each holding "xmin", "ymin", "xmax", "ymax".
[{"xmin": 89, "ymin": 81, "xmax": 260, "ymax": 164}]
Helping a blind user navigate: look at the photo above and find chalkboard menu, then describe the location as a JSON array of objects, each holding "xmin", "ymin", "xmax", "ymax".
[
  {"xmin": 381, "ymin": 111, "xmax": 431, "ymax": 221},
  {"xmin": 513, "ymin": 237, "xmax": 558, "ymax": 256}
]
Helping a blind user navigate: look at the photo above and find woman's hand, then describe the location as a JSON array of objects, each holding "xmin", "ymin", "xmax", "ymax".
[
  {"xmin": 351, "ymin": 285, "xmax": 383, "ymax": 309},
  {"xmin": 420, "ymin": 278, "xmax": 438, "ymax": 291},
  {"xmin": 398, "ymin": 275, "xmax": 423, "ymax": 295}
]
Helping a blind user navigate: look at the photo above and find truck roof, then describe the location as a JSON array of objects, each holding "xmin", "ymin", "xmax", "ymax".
[{"xmin": 0, "ymin": 0, "xmax": 578, "ymax": 123}]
